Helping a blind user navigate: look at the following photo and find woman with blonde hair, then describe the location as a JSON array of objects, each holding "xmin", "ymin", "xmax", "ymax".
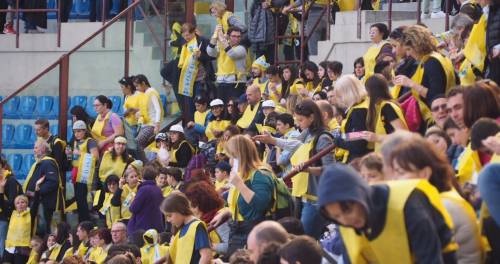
[
  {"xmin": 394, "ymin": 25, "xmax": 456, "ymax": 130},
  {"xmin": 210, "ymin": 0, "xmax": 246, "ymax": 34},
  {"xmin": 210, "ymin": 135, "xmax": 274, "ymax": 256},
  {"xmin": 333, "ymin": 75, "xmax": 371, "ymax": 162}
]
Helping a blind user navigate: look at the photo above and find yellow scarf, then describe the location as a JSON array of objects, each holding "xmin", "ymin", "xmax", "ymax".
[{"xmin": 178, "ymin": 37, "xmax": 200, "ymax": 97}]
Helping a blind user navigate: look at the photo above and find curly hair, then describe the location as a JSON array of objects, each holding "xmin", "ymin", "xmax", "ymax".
[
  {"xmin": 184, "ymin": 181, "xmax": 224, "ymax": 214},
  {"xmin": 402, "ymin": 25, "xmax": 437, "ymax": 57}
]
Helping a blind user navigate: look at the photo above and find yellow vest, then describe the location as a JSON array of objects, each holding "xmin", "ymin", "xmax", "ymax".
[
  {"xmin": 459, "ymin": 14, "xmax": 487, "ymax": 85},
  {"xmin": 91, "ymin": 111, "xmax": 111, "ymax": 141},
  {"xmin": 206, "ymin": 119, "xmax": 231, "ymax": 141},
  {"xmin": 363, "ymin": 41, "xmax": 390, "ymax": 80},
  {"xmin": 341, "ymin": 179, "xmax": 455, "ymax": 264},
  {"xmin": 124, "ymin": 92, "xmax": 142, "ymax": 125},
  {"xmin": 456, "ymin": 144, "xmax": 482, "ymax": 186},
  {"xmin": 411, "ymin": 52, "xmax": 456, "ymax": 127},
  {"xmin": 170, "ymin": 22, "xmax": 182, "ymax": 59},
  {"xmin": 237, "ymin": 101, "xmax": 262, "ymax": 129},
  {"xmin": 5, "ymin": 209, "xmax": 32, "ymax": 248},
  {"xmin": 288, "ymin": 79, "xmax": 305, "ymax": 96},
  {"xmin": 75, "ymin": 138, "xmax": 97, "ymax": 188},
  {"xmin": 373, "ymin": 100, "xmax": 408, "ymax": 151},
  {"xmin": 117, "ymin": 184, "xmax": 137, "ymax": 220},
  {"xmin": 162, "ymin": 185, "xmax": 174, "ymax": 197},
  {"xmin": 215, "ymin": 178, "xmax": 228, "ymax": 192},
  {"xmin": 141, "ymin": 244, "xmax": 169, "ymax": 264},
  {"xmin": 253, "ymin": 77, "xmax": 269, "ymax": 94},
  {"xmin": 88, "ymin": 246, "xmax": 107, "ymax": 264},
  {"xmin": 76, "ymin": 241, "xmax": 89, "ymax": 257},
  {"xmin": 338, "ymin": 0, "xmax": 356, "ymax": 10},
  {"xmin": 194, "ymin": 110, "xmax": 210, "ymax": 127},
  {"xmin": 169, "ymin": 140, "xmax": 195, "ymax": 164},
  {"xmin": 27, "ymin": 250, "xmax": 39, "ymax": 264},
  {"xmin": 98, "ymin": 150, "xmax": 130, "ymax": 183},
  {"xmin": 62, "ymin": 247, "xmax": 74, "ymax": 260},
  {"xmin": 263, "ymin": 81, "xmax": 283, "ymax": 104},
  {"xmin": 93, "ymin": 190, "xmax": 117, "ymax": 228},
  {"xmin": 141, "ymin": 88, "xmax": 165, "ymax": 125},
  {"xmin": 169, "ymin": 219, "xmax": 208, "ymax": 263},
  {"xmin": 340, "ymin": 99, "xmax": 370, "ymax": 163},
  {"xmin": 47, "ymin": 244, "xmax": 63, "ymax": 261},
  {"xmin": 214, "ymin": 11, "xmax": 242, "ymax": 79},
  {"xmin": 305, "ymin": 81, "xmax": 321, "ymax": 94},
  {"xmin": 23, "ymin": 156, "xmax": 64, "ymax": 212},
  {"xmin": 178, "ymin": 37, "xmax": 200, "ymax": 97}
]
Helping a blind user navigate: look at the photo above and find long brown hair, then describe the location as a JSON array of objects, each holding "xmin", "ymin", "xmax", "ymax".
[
  {"xmin": 224, "ymin": 135, "xmax": 263, "ymax": 180},
  {"xmin": 388, "ymin": 135, "xmax": 453, "ymax": 192},
  {"xmin": 365, "ymin": 74, "xmax": 394, "ymax": 131}
]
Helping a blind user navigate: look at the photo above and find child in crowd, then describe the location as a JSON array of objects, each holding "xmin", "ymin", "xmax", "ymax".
[
  {"xmin": 40, "ymin": 234, "xmax": 61, "ymax": 261},
  {"xmin": 111, "ymin": 161, "xmax": 142, "ymax": 223},
  {"xmin": 161, "ymin": 191, "xmax": 211, "ymax": 264},
  {"xmin": 140, "ymin": 229, "xmax": 169, "ymax": 264},
  {"xmin": 93, "ymin": 174, "xmax": 120, "ymax": 228},
  {"xmin": 27, "ymin": 236, "xmax": 44, "ymax": 264},
  {"xmin": 87, "ymin": 228, "xmax": 112, "ymax": 264},
  {"xmin": 359, "ymin": 152, "xmax": 384, "ymax": 183},
  {"xmin": 165, "ymin": 167, "xmax": 185, "ymax": 193},
  {"xmin": 214, "ymin": 161, "xmax": 231, "ymax": 194},
  {"xmin": 157, "ymin": 167, "xmax": 173, "ymax": 197},
  {"xmin": 4, "ymin": 178, "xmax": 43, "ymax": 263},
  {"xmin": 75, "ymin": 221, "xmax": 94, "ymax": 257}
]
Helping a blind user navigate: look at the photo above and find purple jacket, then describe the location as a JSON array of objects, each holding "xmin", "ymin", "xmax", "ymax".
[{"xmin": 127, "ymin": 180, "xmax": 165, "ymax": 234}]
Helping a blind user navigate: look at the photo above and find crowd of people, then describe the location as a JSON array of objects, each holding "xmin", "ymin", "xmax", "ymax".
[{"xmin": 0, "ymin": 0, "xmax": 500, "ymax": 263}]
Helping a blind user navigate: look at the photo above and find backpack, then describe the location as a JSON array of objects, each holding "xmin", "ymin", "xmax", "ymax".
[{"xmin": 258, "ymin": 167, "xmax": 294, "ymax": 220}]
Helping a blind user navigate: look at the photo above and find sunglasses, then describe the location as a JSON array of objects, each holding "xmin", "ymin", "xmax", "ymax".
[{"xmin": 431, "ymin": 104, "xmax": 448, "ymax": 112}]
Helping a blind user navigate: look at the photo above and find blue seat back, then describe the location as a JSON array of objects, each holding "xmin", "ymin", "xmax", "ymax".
[
  {"xmin": 2, "ymin": 96, "xmax": 20, "ymax": 118},
  {"xmin": 22, "ymin": 154, "xmax": 36, "ymax": 178},
  {"xmin": 86, "ymin": 96, "xmax": 98, "ymax": 118},
  {"xmin": 67, "ymin": 123, "xmax": 74, "ymax": 141},
  {"xmin": 76, "ymin": 0, "xmax": 90, "ymax": 16},
  {"xmin": 36, "ymin": 96, "xmax": 54, "ymax": 117},
  {"xmin": 109, "ymin": 96, "xmax": 122, "ymax": 114},
  {"xmin": 19, "ymin": 96, "xmax": 37, "ymax": 118},
  {"xmin": 72, "ymin": 96, "xmax": 87, "ymax": 108},
  {"xmin": 14, "ymin": 124, "xmax": 33, "ymax": 148},
  {"xmin": 7, "ymin": 154, "xmax": 23, "ymax": 174},
  {"xmin": 2, "ymin": 124, "xmax": 15, "ymax": 147},
  {"xmin": 50, "ymin": 125, "xmax": 59, "ymax": 136}
]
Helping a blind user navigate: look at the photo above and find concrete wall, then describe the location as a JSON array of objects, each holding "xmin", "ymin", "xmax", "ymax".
[{"xmin": 0, "ymin": 21, "xmax": 164, "ymax": 98}]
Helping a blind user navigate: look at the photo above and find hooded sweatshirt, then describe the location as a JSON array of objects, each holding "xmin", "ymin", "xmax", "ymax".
[
  {"xmin": 141, "ymin": 229, "xmax": 169, "ymax": 264},
  {"xmin": 318, "ymin": 164, "xmax": 456, "ymax": 264}
]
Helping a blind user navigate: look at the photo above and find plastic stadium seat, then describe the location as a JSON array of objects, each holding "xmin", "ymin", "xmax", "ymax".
[
  {"xmin": 76, "ymin": 0, "xmax": 90, "ymax": 16},
  {"xmin": 109, "ymin": 96, "xmax": 122, "ymax": 115},
  {"xmin": 50, "ymin": 124, "xmax": 59, "ymax": 136},
  {"xmin": 72, "ymin": 96, "xmax": 87, "ymax": 108},
  {"xmin": 51, "ymin": 97, "xmax": 61, "ymax": 119},
  {"xmin": 14, "ymin": 124, "xmax": 33, "ymax": 149},
  {"xmin": 19, "ymin": 96, "xmax": 37, "ymax": 119},
  {"xmin": 47, "ymin": 0, "xmax": 57, "ymax": 19},
  {"xmin": 2, "ymin": 96, "xmax": 20, "ymax": 119},
  {"xmin": 2, "ymin": 124, "xmax": 15, "ymax": 148},
  {"xmin": 21, "ymin": 154, "xmax": 36, "ymax": 179},
  {"xmin": 86, "ymin": 96, "xmax": 98, "ymax": 118},
  {"xmin": 7, "ymin": 154, "xmax": 22, "ymax": 176},
  {"xmin": 111, "ymin": 0, "xmax": 121, "ymax": 15},
  {"xmin": 36, "ymin": 96, "xmax": 54, "ymax": 118}
]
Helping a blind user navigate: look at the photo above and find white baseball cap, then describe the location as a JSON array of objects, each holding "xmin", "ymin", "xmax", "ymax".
[
  {"xmin": 169, "ymin": 124, "xmax": 184, "ymax": 134},
  {"xmin": 210, "ymin": 99, "xmax": 224, "ymax": 107},
  {"xmin": 72, "ymin": 120, "xmax": 87, "ymax": 130},
  {"xmin": 262, "ymin": 100, "xmax": 276, "ymax": 108}
]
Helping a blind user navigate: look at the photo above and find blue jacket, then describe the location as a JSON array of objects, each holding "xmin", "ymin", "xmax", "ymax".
[{"xmin": 127, "ymin": 180, "xmax": 165, "ymax": 233}]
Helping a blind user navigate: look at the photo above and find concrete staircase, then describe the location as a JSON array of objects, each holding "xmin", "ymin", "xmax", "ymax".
[
  {"xmin": 309, "ymin": 1, "xmax": 448, "ymax": 73},
  {"xmin": 0, "ymin": 18, "xmax": 166, "ymax": 98}
]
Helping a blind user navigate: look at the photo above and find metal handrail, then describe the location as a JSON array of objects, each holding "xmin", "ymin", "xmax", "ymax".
[{"xmin": 0, "ymin": 0, "xmax": 167, "ymax": 154}]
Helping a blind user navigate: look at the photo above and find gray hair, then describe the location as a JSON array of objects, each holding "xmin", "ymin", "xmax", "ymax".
[{"xmin": 35, "ymin": 139, "xmax": 51, "ymax": 154}]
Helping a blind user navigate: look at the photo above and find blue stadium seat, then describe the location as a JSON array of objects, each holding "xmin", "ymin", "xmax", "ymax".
[
  {"xmin": 111, "ymin": 0, "xmax": 121, "ymax": 15},
  {"xmin": 36, "ymin": 96, "xmax": 54, "ymax": 118},
  {"xmin": 47, "ymin": 0, "xmax": 57, "ymax": 19},
  {"xmin": 30, "ymin": 126, "xmax": 37, "ymax": 145},
  {"xmin": 21, "ymin": 154, "xmax": 36, "ymax": 179},
  {"xmin": 160, "ymin": 94, "xmax": 167, "ymax": 111},
  {"xmin": 70, "ymin": 0, "xmax": 79, "ymax": 18},
  {"xmin": 7, "ymin": 154, "xmax": 22, "ymax": 175},
  {"xmin": 86, "ymin": 96, "xmax": 98, "ymax": 118},
  {"xmin": 19, "ymin": 96, "xmax": 37, "ymax": 119},
  {"xmin": 72, "ymin": 96, "xmax": 87, "ymax": 108},
  {"xmin": 14, "ymin": 124, "xmax": 33, "ymax": 149},
  {"xmin": 50, "ymin": 124, "xmax": 59, "ymax": 136},
  {"xmin": 67, "ymin": 123, "xmax": 73, "ymax": 140},
  {"xmin": 76, "ymin": 0, "xmax": 90, "ymax": 16},
  {"xmin": 109, "ymin": 96, "xmax": 122, "ymax": 115},
  {"xmin": 2, "ymin": 96, "xmax": 20, "ymax": 119},
  {"xmin": 51, "ymin": 97, "xmax": 61, "ymax": 119},
  {"xmin": 1, "ymin": 124, "xmax": 15, "ymax": 148}
]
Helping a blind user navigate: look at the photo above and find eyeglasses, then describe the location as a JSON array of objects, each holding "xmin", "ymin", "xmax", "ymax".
[
  {"xmin": 431, "ymin": 104, "xmax": 448, "ymax": 112},
  {"xmin": 227, "ymin": 104, "xmax": 234, "ymax": 107}
]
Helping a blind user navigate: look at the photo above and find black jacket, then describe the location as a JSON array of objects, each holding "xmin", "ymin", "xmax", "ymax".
[
  {"xmin": 487, "ymin": 2, "xmax": 500, "ymax": 52},
  {"xmin": 0, "ymin": 176, "xmax": 22, "ymax": 221},
  {"xmin": 25, "ymin": 158, "xmax": 61, "ymax": 211},
  {"xmin": 318, "ymin": 164, "xmax": 457, "ymax": 264}
]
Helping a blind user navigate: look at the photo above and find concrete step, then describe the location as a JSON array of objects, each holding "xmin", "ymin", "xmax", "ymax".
[{"xmin": 381, "ymin": 1, "xmax": 419, "ymax": 11}]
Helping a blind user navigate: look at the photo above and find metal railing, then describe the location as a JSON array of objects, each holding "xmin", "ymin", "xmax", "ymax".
[{"xmin": 0, "ymin": 0, "xmax": 168, "ymax": 154}]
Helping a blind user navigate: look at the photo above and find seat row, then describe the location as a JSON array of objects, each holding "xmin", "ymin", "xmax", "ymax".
[
  {"xmin": 3, "ymin": 153, "xmax": 36, "ymax": 181},
  {"xmin": 1, "ymin": 95, "xmax": 124, "ymax": 120},
  {"xmin": 2, "ymin": 124, "xmax": 73, "ymax": 149}
]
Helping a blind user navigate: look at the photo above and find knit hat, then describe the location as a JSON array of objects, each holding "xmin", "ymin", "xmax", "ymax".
[
  {"xmin": 215, "ymin": 161, "xmax": 231, "ymax": 173},
  {"xmin": 169, "ymin": 124, "xmax": 184, "ymax": 134},
  {"xmin": 72, "ymin": 120, "xmax": 87, "ymax": 130},
  {"xmin": 210, "ymin": 99, "xmax": 224, "ymax": 107},
  {"xmin": 252, "ymin": 55, "xmax": 270, "ymax": 71}
]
